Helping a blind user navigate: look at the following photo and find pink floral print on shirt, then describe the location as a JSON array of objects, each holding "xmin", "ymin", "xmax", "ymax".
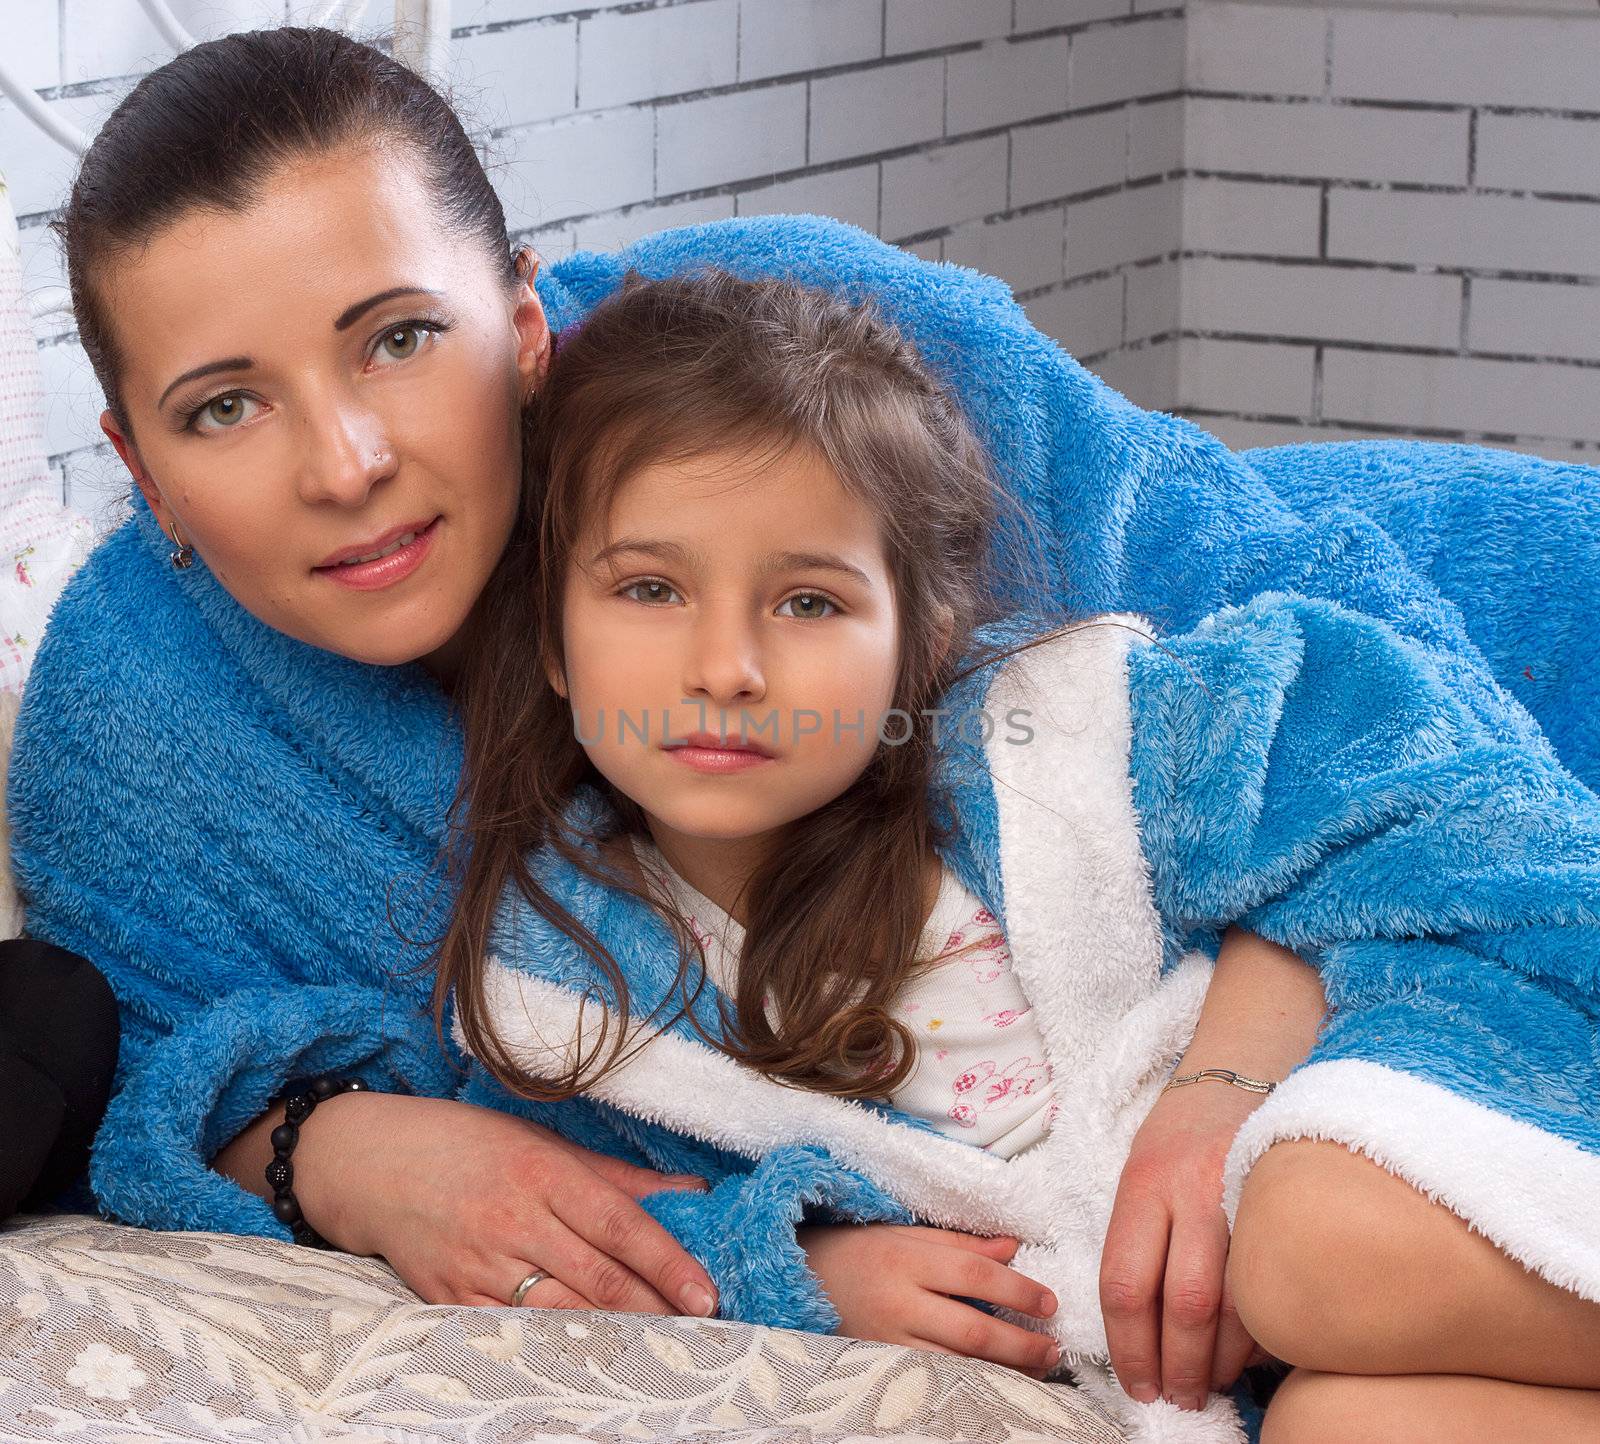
[
  {"xmin": 944, "ymin": 911, "xmax": 1010, "ymax": 985},
  {"xmin": 947, "ymin": 1055, "xmax": 1053, "ymax": 1128}
]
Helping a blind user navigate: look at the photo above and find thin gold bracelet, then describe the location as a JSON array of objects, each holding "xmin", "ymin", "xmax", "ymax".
[{"xmin": 1162, "ymin": 1067, "xmax": 1277, "ymax": 1096}]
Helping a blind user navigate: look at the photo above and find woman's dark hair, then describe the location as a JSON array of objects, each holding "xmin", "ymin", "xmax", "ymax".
[
  {"xmin": 436, "ymin": 270, "xmax": 1068, "ymax": 1104},
  {"xmin": 54, "ymin": 25, "xmax": 513, "ymax": 433}
]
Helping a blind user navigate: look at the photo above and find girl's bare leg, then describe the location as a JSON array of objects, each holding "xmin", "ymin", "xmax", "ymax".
[
  {"xmin": 1227, "ymin": 1140, "xmax": 1600, "ymax": 1388},
  {"xmin": 1261, "ymin": 1369, "xmax": 1600, "ymax": 1444}
]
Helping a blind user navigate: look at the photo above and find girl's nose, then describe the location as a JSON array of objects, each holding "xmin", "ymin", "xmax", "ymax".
[
  {"xmin": 295, "ymin": 398, "xmax": 397, "ymax": 507},
  {"xmin": 682, "ymin": 616, "xmax": 767, "ymax": 709}
]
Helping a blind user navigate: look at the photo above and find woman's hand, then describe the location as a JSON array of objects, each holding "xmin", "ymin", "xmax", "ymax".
[
  {"xmin": 219, "ymin": 1090, "xmax": 719, "ymax": 1316},
  {"xmin": 800, "ymin": 1222, "xmax": 1061, "ymax": 1377},
  {"xmin": 1097, "ymin": 926, "xmax": 1326, "ymax": 1409},
  {"xmin": 1098, "ymin": 1081, "xmax": 1268, "ymax": 1410}
]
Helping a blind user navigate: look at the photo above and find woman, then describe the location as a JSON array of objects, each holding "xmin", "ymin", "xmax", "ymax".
[{"xmin": 10, "ymin": 26, "xmax": 1596, "ymax": 1435}]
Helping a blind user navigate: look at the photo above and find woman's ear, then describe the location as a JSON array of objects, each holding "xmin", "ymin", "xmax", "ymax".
[
  {"xmin": 100, "ymin": 410, "xmax": 168, "ymax": 525},
  {"xmin": 511, "ymin": 249, "xmax": 553, "ymax": 398}
]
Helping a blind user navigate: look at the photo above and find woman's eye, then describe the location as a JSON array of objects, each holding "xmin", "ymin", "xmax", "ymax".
[
  {"xmin": 622, "ymin": 579, "xmax": 681, "ymax": 606},
  {"xmin": 374, "ymin": 323, "xmax": 435, "ymax": 364},
  {"xmin": 191, "ymin": 394, "xmax": 258, "ymax": 433},
  {"xmin": 777, "ymin": 592, "xmax": 838, "ymax": 620}
]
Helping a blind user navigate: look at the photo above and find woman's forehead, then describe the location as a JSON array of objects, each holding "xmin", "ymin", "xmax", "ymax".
[{"xmin": 102, "ymin": 144, "xmax": 492, "ymax": 392}]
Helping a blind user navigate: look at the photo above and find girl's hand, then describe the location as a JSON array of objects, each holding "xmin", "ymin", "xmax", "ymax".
[
  {"xmin": 267, "ymin": 1091, "xmax": 720, "ymax": 1316},
  {"xmin": 1098, "ymin": 1081, "xmax": 1269, "ymax": 1411},
  {"xmin": 800, "ymin": 1222, "xmax": 1061, "ymax": 1377}
]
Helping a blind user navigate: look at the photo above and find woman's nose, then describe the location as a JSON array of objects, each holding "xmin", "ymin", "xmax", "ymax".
[
  {"xmin": 682, "ymin": 615, "xmax": 767, "ymax": 709},
  {"xmin": 295, "ymin": 398, "xmax": 397, "ymax": 507}
]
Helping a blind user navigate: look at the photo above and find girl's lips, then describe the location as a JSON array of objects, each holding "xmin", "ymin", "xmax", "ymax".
[
  {"xmin": 316, "ymin": 517, "xmax": 439, "ymax": 591},
  {"xmin": 667, "ymin": 746, "xmax": 776, "ymax": 775}
]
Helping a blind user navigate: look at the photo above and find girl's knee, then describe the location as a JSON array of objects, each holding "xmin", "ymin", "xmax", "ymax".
[
  {"xmin": 1260, "ymin": 1370, "xmax": 1370, "ymax": 1444},
  {"xmin": 1261, "ymin": 1370, "xmax": 1470, "ymax": 1444},
  {"xmin": 1227, "ymin": 1140, "xmax": 1408, "ymax": 1372}
]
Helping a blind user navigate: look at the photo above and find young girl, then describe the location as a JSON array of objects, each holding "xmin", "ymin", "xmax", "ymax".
[{"xmin": 437, "ymin": 274, "xmax": 1600, "ymax": 1441}]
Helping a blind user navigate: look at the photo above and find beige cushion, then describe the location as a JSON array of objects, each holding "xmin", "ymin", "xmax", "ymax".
[{"xmin": 0, "ymin": 1215, "xmax": 1124, "ymax": 1442}]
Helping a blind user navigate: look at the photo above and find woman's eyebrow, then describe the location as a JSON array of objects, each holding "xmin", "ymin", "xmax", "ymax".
[
  {"xmin": 333, "ymin": 286, "xmax": 444, "ymax": 332},
  {"xmin": 154, "ymin": 288, "xmax": 447, "ymax": 410},
  {"xmin": 158, "ymin": 357, "xmax": 252, "ymax": 411}
]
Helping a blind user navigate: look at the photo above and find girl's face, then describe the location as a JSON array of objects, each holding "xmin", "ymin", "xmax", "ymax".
[
  {"xmin": 554, "ymin": 443, "xmax": 901, "ymax": 863},
  {"xmin": 98, "ymin": 140, "xmax": 549, "ymax": 673}
]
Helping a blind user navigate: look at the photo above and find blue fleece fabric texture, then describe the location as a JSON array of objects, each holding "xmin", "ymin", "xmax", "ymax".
[{"xmin": 10, "ymin": 216, "xmax": 1598, "ymax": 1330}]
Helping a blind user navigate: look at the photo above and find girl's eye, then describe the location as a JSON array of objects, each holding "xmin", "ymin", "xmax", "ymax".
[
  {"xmin": 374, "ymin": 322, "xmax": 438, "ymax": 365},
  {"xmin": 190, "ymin": 393, "xmax": 259, "ymax": 433},
  {"xmin": 777, "ymin": 592, "xmax": 838, "ymax": 620},
  {"xmin": 621, "ymin": 579, "xmax": 681, "ymax": 606}
]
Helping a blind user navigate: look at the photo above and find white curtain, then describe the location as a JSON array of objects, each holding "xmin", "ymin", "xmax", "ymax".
[{"xmin": 0, "ymin": 173, "xmax": 92, "ymax": 695}]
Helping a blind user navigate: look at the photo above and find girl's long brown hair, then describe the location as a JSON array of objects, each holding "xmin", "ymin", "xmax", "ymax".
[{"xmin": 434, "ymin": 271, "xmax": 1066, "ymax": 1103}]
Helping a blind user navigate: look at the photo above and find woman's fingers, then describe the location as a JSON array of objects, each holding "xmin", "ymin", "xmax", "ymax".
[
  {"xmin": 570, "ymin": 1147, "xmax": 709, "ymax": 1200},
  {"xmin": 1098, "ymin": 1189, "xmax": 1169, "ymax": 1406},
  {"xmin": 521, "ymin": 1119, "xmax": 707, "ymax": 1200},
  {"xmin": 510, "ymin": 1276, "xmax": 594, "ymax": 1311},
  {"xmin": 551, "ymin": 1172, "xmax": 719, "ymax": 1318},
  {"xmin": 1209, "ymin": 1269, "xmax": 1258, "ymax": 1392},
  {"xmin": 1158, "ymin": 1208, "xmax": 1231, "ymax": 1411}
]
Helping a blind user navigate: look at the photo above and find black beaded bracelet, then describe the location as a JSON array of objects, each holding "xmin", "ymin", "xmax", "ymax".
[{"xmin": 266, "ymin": 1075, "xmax": 369, "ymax": 1247}]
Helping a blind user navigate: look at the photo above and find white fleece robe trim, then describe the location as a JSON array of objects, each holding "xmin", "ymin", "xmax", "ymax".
[{"xmin": 1223, "ymin": 1057, "xmax": 1600, "ymax": 1305}]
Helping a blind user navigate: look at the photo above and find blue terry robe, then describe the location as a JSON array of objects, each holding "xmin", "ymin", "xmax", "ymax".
[
  {"xmin": 7, "ymin": 217, "xmax": 1597, "ymax": 1441},
  {"xmin": 468, "ymin": 594, "xmax": 1600, "ymax": 1443}
]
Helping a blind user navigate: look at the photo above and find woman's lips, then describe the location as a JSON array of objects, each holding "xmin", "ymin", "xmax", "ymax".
[{"xmin": 315, "ymin": 517, "xmax": 439, "ymax": 591}]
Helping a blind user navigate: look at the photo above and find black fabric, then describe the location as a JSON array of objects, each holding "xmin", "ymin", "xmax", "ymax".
[{"xmin": 0, "ymin": 938, "xmax": 120, "ymax": 1217}]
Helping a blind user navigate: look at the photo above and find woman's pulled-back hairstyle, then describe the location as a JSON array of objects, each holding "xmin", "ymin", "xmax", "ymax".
[
  {"xmin": 55, "ymin": 25, "xmax": 512, "ymax": 433},
  {"xmin": 439, "ymin": 270, "xmax": 1053, "ymax": 1103}
]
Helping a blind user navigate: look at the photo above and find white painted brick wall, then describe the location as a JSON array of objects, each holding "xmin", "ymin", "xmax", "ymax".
[
  {"xmin": 739, "ymin": 0, "xmax": 882, "ymax": 82},
  {"xmin": 454, "ymin": 19, "xmax": 578, "ymax": 128},
  {"xmin": 1469, "ymin": 279, "xmax": 1600, "ymax": 365},
  {"xmin": 1475, "ymin": 114, "xmax": 1600, "ymax": 198},
  {"xmin": 576, "ymin": 1, "xmax": 740, "ymax": 111},
  {"xmin": 735, "ymin": 163, "xmax": 881, "ymax": 233},
  {"xmin": 1180, "ymin": 0, "xmax": 1600, "ymax": 464},
  {"xmin": 1330, "ymin": 10, "xmax": 1600, "ymax": 111},
  {"xmin": 945, "ymin": 35, "xmax": 1070, "ymax": 132},
  {"xmin": 1181, "ymin": 337, "xmax": 1317, "ymax": 417},
  {"xmin": 1011, "ymin": 108, "xmax": 1126, "ymax": 208},
  {"xmin": 884, "ymin": 0, "xmax": 1011, "ymax": 56},
  {"xmin": 1183, "ymin": 178, "xmax": 1322, "ymax": 257},
  {"xmin": 880, "ymin": 134, "xmax": 1010, "ymax": 241},
  {"xmin": 656, "ymin": 81, "xmax": 810, "ymax": 193},
  {"xmin": 1068, "ymin": 15, "xmax": 1184, "ymax": 110},
  {"xmin": 1184, "ymin": 257, "xmax": 1463, "ymax": 350},
  {"xmin": 1025, "ymin": 273, "xmax": 1125, "ymax": 358},
  {"xmin": 1015, "ymin": 0, "xmax": 1129, "ymax": 34},
  {"xmin": 808, "ymin": 57, "xmax": 945, "ymax": 166},
  {"xmin": 1321, "ymin": 349, "xmax": 1600, "ymax": 442},
  {"xmin": 1187, "ymin": 1, "xmax": 1325, "ymax": 97},
  {"xmin": 944, "ymin": 207, "xmax": 1067, "ymax": 296},
  {"xmin": 1185, "ymin": 96, "xmax": 1470, "ymax": 187}
]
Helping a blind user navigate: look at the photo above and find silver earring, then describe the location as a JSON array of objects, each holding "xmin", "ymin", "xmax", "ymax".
[{"xmin": 167, "ymin": 520, "xmax": 194, "ymax": 571}]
